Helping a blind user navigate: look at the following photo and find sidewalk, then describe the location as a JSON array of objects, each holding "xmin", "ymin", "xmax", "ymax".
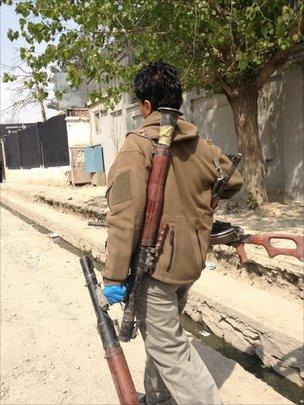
[
  {"xmin": 2, "ymin": 182, "xmax": 303, "ymax": 231},
  {"xmin": 2, "ymin": 183, "xmax": 302, "ymax": 299},
  {"xmin": 1, "ymin": 182, "xmax": 303, "ymax": 387}
]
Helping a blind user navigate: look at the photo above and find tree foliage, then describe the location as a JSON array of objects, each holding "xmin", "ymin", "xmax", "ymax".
[
  {"xmin": 3, "ymin": 0, "xmax": 303, "ymax": 103},
  {"xmin": 3, "ymin": 0, "xmax": 304, "ymax": 205}
]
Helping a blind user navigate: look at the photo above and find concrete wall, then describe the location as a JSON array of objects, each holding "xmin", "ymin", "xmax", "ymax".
[
  {"xmin": 282, "ymin": 68, "xmax": 304, "ymax": 201},
  {"xmin": 88, "ymin": 67, "xmax": 304, "ymax": 201},
  {"xmin": 186, "ymin": 91, "xmax": 238, "ymax": 153},
  {"xmin": 5, "ymin": 166, "xmax": 70, "ymax": 186}
]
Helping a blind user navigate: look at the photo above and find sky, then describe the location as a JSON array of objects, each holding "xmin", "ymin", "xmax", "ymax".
[{"xmin": 0, "ymin": 4, "xmax": 57, "ymax": 124}]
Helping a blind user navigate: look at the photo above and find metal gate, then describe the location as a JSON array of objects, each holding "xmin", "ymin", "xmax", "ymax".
[
  {"xmin": 18, "ymin": 124, "xmax": 42, "ymax": 169},
  {"xmin": 3, "ymin": 132, "xmax": 21, "ymax": 169},
  {"xmin": 40, "ymin": 115, "xmax": 69, "ymax": 167},
  {"xmin": 2, "ymin": 114, "xmax": 69, "ymax": 170},
  {"xmin": 84, "ymin": 144, "xmax": 105, "ymax": 173}
]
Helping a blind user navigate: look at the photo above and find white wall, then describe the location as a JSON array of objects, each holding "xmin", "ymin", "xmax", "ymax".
[
  {"xmin": 65, "ymin": 116, "xmax": 91, "ymax": 147},
  {"xmin": 89, "ymin": 94, "xmax": 143, "ymax": 176},
  {"xmin": 282, "ymin": 67, "xmax": 304, "ymax": 201},
  {"xmin": 5, "ymin": 166, "xmax": 71, "ymax": 185},
  {"xmin": 88, "ymin": 67, "xmax": 304, "ymax": 201},
  {"xmin": 188, "ymin": 92, "xmax": 238, "ymax": 153}
]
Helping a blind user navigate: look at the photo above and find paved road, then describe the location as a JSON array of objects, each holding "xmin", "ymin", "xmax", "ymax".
[{"xmin": 0, "ymin": 207, "xmax": 292, "ymax": 404}]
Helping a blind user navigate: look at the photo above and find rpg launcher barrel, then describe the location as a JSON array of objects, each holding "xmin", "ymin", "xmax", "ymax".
[
  {"xmin": 119, "ymin": 107, "xmax": 182, "ymax": 343},
  {"xmin": 80, "ymin": 256, "xmax": 138, "ymax": 405}
]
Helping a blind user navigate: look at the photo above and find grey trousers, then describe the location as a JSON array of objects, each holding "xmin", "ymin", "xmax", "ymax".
[{"xmin": 135, "ymin": 276, "xmax": 223, "ymax": 405}]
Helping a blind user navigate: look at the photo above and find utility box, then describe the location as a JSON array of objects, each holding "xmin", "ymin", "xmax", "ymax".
[
  {"xmin": 69, "ymin": 147, "xmax": 91, "ymax": 185},
  {"xmin": 84, "ymin": 144, "xmax": 105, "ymax": 173},
  {"xmin": 84, "ymin": 144, "xmax": 106, "ymax": 186}
]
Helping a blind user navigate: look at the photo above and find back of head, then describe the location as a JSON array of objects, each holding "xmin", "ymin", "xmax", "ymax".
[{"xmin": 134, "ymin": 61, "xmax": 183, "ymax": 111}]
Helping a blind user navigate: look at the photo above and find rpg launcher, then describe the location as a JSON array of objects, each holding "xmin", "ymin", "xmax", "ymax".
[
  {"xmin": 80, "ymin": 256, "xmax": 138, "ymax": 405},
  {"xmin": 119, "ymin": 107, "xmax": 182, "ymax": 343}
]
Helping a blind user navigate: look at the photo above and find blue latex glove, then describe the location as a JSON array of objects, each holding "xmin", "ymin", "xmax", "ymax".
[{"xmin": 103, "ymin": 284, "xmax": 128, "ymax": 305}]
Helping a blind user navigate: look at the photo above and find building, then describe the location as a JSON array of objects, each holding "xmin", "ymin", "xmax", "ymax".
[{"xmin": 86, "ymin": 66, "xmax": 304, "ymax": 202}]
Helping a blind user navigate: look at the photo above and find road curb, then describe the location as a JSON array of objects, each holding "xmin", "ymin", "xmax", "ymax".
[{"xmin": 185, "ymin": 287, "xmax": 303, "ymax": 387}]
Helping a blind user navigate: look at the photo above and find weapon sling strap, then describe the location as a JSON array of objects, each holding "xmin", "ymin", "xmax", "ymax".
[
  {"xmin": 208, "ymin": 140, "xmax": 224, "ymax": 177},
  {"xmin": 126, "ymin": 129, "xmax": 157, "ymax": 148}
]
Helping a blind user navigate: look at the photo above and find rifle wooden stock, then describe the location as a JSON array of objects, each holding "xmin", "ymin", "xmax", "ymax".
[
  {"xmin": 80, "ymin": 256, "xmax": 138, "ymax": 405},
  {"xmin": 234, "ymin": 233, "xmax": 304, "ymax": 264},
  {"xmin": 210, "ymin": 220, "xmax": 304, "ymax": 264}
]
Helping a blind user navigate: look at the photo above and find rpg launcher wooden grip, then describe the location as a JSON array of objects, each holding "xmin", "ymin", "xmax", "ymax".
[
  {"xmin": 80, "ymin": 256, "xmax": 138, "ymax": 405},
  {"xmin": 141, "ymin": 148, "xmax": 170, "ymax": 246}
]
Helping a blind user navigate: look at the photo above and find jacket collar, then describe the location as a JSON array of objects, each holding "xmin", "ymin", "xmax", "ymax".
[{"xmin": 140, "ymin": 111, "xmax": 198, "ymax": 142}]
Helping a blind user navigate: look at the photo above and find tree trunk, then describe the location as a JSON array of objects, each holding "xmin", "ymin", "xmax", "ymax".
[
  {"xmin": 227, "ymin": 85, "xmax": 268, "ymax": 207},
  {"xmin": 40, "ymin": 99, "xmax": 47, "ymax": 122}
]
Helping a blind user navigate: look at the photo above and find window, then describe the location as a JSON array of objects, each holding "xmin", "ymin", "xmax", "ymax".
[
  {"xmin": 94, "ymin": 111, "xmax": 101, "ymax": 134},
  {"xmin": 133, "ymin": 114, "xmax": 142, "ymax": 129}
]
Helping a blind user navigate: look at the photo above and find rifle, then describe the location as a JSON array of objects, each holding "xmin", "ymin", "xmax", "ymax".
[
  {"xmin": 211, "ymin": 153, "xmax": 242, "ymax": 210},
  {"xmin": 80, "ymin": 256, "xmax": 138, "ymax": 405},
  {"xmin": 210, "ymin": 221, "xmax": 304, "ymax": 264},
  {"xmin": 119, "ymin": 107, "xmax": 182, "ymax": 343}
]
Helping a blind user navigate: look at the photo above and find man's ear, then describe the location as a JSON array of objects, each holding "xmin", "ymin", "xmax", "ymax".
[{"xmin": 143, "ymin": 100, "xmax": 153, "ymax": 117}]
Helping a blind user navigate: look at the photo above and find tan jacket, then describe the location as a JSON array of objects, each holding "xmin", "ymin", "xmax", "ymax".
[{"xmin": 102, "ymin": 111, "xmax": 243, "ymax": 285}]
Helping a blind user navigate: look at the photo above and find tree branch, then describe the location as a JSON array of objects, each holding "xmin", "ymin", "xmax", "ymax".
[
  {"xmin": 215, "ymin": 77, "xmax": 234, "ymax": 97},
  {"xmin": 255, "ymin": 43, "xmax": 303, "ymax": 89}
]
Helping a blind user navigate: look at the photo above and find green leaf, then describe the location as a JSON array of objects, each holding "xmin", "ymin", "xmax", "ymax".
[
  {"xmin": 2, "ymin": 0, "xmax": 302, "ymax": 104},
  {"xmin": 238, "ymin": 59, "xmax": 249, "ymax": 70},
  {"xmin": 7, "ymin": 29, "xmax": 19, "ymax": 41},
  {"xmin": 2, "ymin": 72, "xmax": 17, "ymax": 82}
]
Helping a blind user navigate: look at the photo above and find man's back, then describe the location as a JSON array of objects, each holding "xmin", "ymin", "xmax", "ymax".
[{"xmin": 103, "ymin": 111, "xmax": 242, "ymax": 285}]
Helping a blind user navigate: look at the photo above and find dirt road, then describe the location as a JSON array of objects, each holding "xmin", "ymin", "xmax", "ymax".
[
  {"xmin": 0, "ymin": 207, "xmax": 292, "ymax": 404},
  {"xmin": 0, "ymin": 206, "xmax": 145, "ymax": 404}
]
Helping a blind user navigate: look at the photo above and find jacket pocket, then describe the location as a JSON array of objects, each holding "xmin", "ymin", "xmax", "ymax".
[
  {"xmin": 195, "ymin": 228, "xmax": 203, "ymax": 266},
  {"xmin": 195, "ymin": 214, "xmax": 213, "ymax": 268},
  {"xmin": 166, "ymin": 226, "xmax": 175, "ymax": 272},
  {"xmin": 110, "ymin": 170, "xmax": 132, "ymax": 206}
]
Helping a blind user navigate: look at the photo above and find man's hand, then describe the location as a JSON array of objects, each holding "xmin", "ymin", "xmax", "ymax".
[{"xmin": 103, "ymin": 284, "xmax": 128, "ymax": 305}]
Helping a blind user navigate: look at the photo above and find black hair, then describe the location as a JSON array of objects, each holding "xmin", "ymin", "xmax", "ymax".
[{"xmin": 133, "ymin": 61, "xmax": 183, "ymax": 110}]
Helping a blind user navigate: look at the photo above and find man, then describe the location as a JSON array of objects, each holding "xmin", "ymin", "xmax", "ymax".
[{"xmin": 102, "ymin": 61, "xmax": 243, "ymax": 404}]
